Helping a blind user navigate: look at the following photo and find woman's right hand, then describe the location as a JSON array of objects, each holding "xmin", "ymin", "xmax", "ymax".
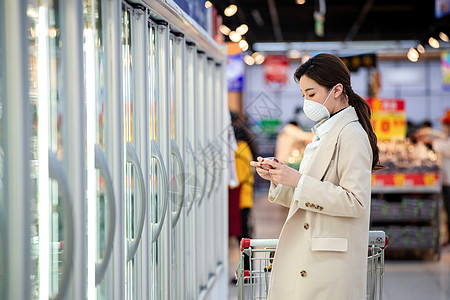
[{"xmin": 250, "ymin": 156, "xmax": 275, "ymax": 182}]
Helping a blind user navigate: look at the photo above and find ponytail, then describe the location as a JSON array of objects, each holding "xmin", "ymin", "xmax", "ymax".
[{"xmin": 345, "ymin": 86, "xmax": 383, "ymax": 171}]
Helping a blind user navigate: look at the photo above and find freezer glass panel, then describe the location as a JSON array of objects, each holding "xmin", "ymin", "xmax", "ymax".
[
  {"xmin": 122, "ymin": 7, "xmax": 138, "ymax": 300},
  {"xmin": 169, "ymin": 35, "xmax": 183, "ymax": 300},
  {"xmin": 83, "ymin": 0, "xmax": 110, "ymax": 298},
  {"xmin": 28, "ymin": 1, "xmax": 71, "ymax": 298},
  {"xmin": 148, "ymin": 22, "xmax": 163, "ymax": 300},
  {"xmin": 184, "ymin": 44, "xmax": 196, "ymax": 299}
]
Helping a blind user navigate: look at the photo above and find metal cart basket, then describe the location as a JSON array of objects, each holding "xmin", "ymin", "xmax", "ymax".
[{"xmin": 236, "ymin": 231, "xmax": 389, "ymax": 300}]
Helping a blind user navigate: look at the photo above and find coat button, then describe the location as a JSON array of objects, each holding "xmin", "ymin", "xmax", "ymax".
[
  {"xmin": 310, "ymin": 204, "xmax": 316, "ymax": 209},
  {"xmin": 305, "ymin": 202, "xmax": 310, "ymax": 207},
  {"xmin": 304, "ymin": 223, "xmax": 309, "ymax": 230},
  {"xmin": 319, "ymin": 206, "xmax": 324, "ymax": 211},
  {"xmin": 300, "ymin": 270, "xmax": 307, "ymax": 277}
]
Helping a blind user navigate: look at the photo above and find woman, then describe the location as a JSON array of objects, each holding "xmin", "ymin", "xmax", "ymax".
[{"xmin": 250, "ymin": 53, "xmax": 382, "ymax": 300}]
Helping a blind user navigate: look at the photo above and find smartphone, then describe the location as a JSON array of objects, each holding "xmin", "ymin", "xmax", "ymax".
[{"xmin": 260, "ymin": 157, "xmax": 279, "ymax": 170}]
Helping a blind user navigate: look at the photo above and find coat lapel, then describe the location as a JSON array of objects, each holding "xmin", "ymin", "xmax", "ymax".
[{"xmin": 303, "ymin": 107, "xmax": 359, "ymax": 181}]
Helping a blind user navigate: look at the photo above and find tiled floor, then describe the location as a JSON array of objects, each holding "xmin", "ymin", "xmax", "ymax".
[{"xmin": 228, "ymin": 189, "xmax": 450, "ymax": 300}]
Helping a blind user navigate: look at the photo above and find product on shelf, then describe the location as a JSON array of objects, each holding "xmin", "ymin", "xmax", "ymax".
[{"xmin": 377, "ymin": 140, "xmax": 439, "ymax": 174}]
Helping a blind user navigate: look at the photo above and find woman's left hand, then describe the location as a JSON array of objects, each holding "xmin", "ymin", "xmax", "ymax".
[{"xmin": 263, "ymin": 159, "xmax": 302, "ymax": 188}]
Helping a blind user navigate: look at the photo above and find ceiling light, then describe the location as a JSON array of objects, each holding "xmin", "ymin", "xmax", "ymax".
[
  {"xmin": 244, "ymin": 54, "xmax": 255, "ymax": 66},
  {"xmin": 288, "ymin": 49, "xmax": 301, "ymax": 59},
  {"xmin": 239, "ymin": 40, "xmax": 249, "ymax": 51},
  {"xmin": 253, "ymin": 52, "xmax": 265, "ymax": 64},
  {"xmin": 205, "ymin": 1, "xmax": 212, "ymax": 8},
  {"xmin": 439, "ymin": 32, "xmax": 449, "ymax": 42},
  {"xmin": 407, "ymin": 48, "xmax": 419, "ymax": 62},
  {"xmin": 429, "ymin": 37, "xmax": 440, "ymax": 49},
  {"xmin": 417, "ymin": 44, "xmax": 426, "ymax": 54},
  {"xmin": 236, "ymin": 24, "xmax": 249, "ymax": 35},
  {"xmin": 296, "ymin": 0, "xmax": 306, "ymax": 4},
  {"xmin": 229, "ymin": 31, "xmax": 242, "ymax": 42},
  {"xmin": 219, "ymin": 24, "xmax": 231, "ymax": 35},
  {"xmin": 224, "ymin": 4, "xmax": 238, "ymax": 17}
]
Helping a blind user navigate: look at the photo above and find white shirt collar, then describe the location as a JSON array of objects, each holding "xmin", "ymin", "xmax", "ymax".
[{"xmin": 312, "ymin": 106, "xmax": 352, "ymax": 140}]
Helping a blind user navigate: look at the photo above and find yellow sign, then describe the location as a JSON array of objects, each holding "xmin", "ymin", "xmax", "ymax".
[{"xmin": 371, "ymin": 111, "xmax": 406, "ymax": 141}]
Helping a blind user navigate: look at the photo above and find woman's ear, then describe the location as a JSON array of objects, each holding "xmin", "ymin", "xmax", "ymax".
[{"xmin": 334, "ymin": 83, "xmax": 344, "ymax": 99}]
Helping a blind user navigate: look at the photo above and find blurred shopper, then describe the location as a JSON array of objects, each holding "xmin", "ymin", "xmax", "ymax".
[
  {"xmin": 416, "ymin": 110, "xmax": 450, "ymax": 246},
  {"xmin": 250, "ymin": 53, "xmax": 382, "ymax": 300},
  {"xmin": 231, "ymin": 112, "xmax": 257, "ymax": 240},
  {"xmin": 275, "ymin": 121, "xmax": 312, "ymax": 168},
  {"xmin": 228, "ymin": 112, "xmax": 241, "ymax": 239}
]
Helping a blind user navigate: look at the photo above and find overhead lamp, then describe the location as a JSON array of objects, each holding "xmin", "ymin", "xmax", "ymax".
[
  {"xmin": 296, "ymin": 0, "xmax": 306, "ymax": 4},
  {"xmin": 219, "ymin": 24, "xmax": 231, "ymax": 35},
  {"xmin": 239, "ymin": 40, "xmax": 249, "ymax": 51},
  {"xmin": 205, "ymin": 1, "xmax": 212, "ymax": 8},
  {"xmin": 244, "ymin": 54, "xmax": 255, "ymax": 66},
  {"xmin": 439, "ymin": 32, "xmax": 449, "ymax": 42},
  {"xmin": 224, "ymin": 4, "xmax": 238, "ymax": 17},
  {"xmin": 229, "ymin": 31, "xmax": 242, "ymax": 42},
  {"xmin": 252, "ymin": 52, "xmax": 265, "ymax": 64},
  {"xmin": 288, "ymin": 49, "xmax": 301, "ymax": 59},
  {"xmin": 236, "ymin": 24, "xmax": 249, "ymax": 35},
  {"xmin": 407, "ymin": 47, "xmax": 419, "ymax": 62},
  {"xmin": 429, "ymin": 37, "xmax": 440, "ymax": 48},
  {"xmin": 417, "ymin": 44, "xmax": 426, "ymax": 54}
]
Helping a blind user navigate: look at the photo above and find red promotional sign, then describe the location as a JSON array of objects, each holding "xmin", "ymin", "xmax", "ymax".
[{"xmin": 264, "ymin": 55, "xmax": 289, "ymax": 85}]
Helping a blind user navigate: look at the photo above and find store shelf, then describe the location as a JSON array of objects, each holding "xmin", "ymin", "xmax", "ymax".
[
  {"xmin": 371, "ymin": 186, "xmax": 441, "ymax": 193},
  {"xmin": 370, "ymin": 171, "xmax": 441, "ymax": 259}
]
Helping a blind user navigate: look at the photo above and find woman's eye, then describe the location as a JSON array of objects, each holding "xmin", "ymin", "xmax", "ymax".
[{"xmin": 308, "ymin": 94, "xmax": 315, "ymax": 98}]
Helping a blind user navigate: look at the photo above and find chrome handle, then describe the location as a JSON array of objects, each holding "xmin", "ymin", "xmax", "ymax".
[
  {"xmin": 214, "ymin": 141, "xmax": 223, "ymax": 191},
  {"xmin": 94, "ymin": 145, "xmax": 116, "ymax": 286},
  {"xmin": 185, "ymin": 139, "xmax": 197, "ymax": 215},
  {"xmin": 196, "ymin": 141, "xmax": 209, "ymax": 207},
  {"xmin": 126, "ymin": 142, "xmax": 147, "ymax": 262},
  {"xmin": 48, "ymin": 151, "xmax": 74, "ymax": 300},
  {"xmin": 207, "ymin": 142, "xmax": 216, "ymax": 197},
  {"xmin": 150, "ymin": 140, "xmax": 168, "ymax": 243},
  {"xmin": 170, "ymin": 140, "xmax": 185, "ymax": 229}
]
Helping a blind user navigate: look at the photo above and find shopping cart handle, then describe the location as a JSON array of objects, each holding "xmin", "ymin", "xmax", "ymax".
[
  {"xmin": 240, "ymin": 238, "xmax": 251, "ymax": 251},
  {"xmin": 382, "ymin": 235, "xmax": 389, "ymax": 250}
]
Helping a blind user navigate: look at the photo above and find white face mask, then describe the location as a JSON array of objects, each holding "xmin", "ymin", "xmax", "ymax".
[{"xmin": 302, "ymin": 86, "xmax": 335, "ymax": 122}]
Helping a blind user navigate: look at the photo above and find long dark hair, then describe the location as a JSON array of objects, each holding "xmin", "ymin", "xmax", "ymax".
[{"xmin": 293, "ymin": 53, "xmax": 382, "ymax": 171}]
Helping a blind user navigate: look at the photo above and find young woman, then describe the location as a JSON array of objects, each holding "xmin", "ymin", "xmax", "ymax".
[{"xmin": 250, "ymin": 53, "xmax": 382, "ymax": 300}]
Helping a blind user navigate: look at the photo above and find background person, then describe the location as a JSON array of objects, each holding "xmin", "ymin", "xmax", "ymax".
[{"xmin": 416, "ymin": 110, "xmax": 450, "ymax": 247}]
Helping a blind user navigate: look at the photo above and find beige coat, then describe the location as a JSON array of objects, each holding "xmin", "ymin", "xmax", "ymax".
[{"xmin": 267, "ymin": 107, "xmax": 372, "ymax": 300}]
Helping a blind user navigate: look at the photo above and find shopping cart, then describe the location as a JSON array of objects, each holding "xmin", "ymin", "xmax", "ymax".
[{"xmin": 236, "ymin": 231, "xmax": 389, "ymax": 300}]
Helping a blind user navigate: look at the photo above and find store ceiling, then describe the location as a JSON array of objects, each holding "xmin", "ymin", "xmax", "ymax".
[{"xmin": 212, "ymin": 0, "xmax": 447, "ymax": 49}]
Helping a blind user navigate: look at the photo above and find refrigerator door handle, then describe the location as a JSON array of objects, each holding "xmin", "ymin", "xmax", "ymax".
[
  {"xmin": 207, "ymin": 141, "xmax": 216, "ymax": 197},
  {"xmin": 170, "ymin": 139, "xmax": 185, "ymax": 229},
  {"xmin": 196, "ymin": 140, "xmax": 208, "ymax": 207},
  {"xmin": 150, "ymin": 140, "xmax": 169, "ymax": 243},
  {"xmin": 214, "ymin": 140, "xmax": 223, "ymax": 191},
  {"xmin": 185, "ymin": 139, "xmax": 197, "ymax": 215},
  {"xmin": 48, "ymin": 151, "xmax": 74, "ymax": 300},
  {"xmin": 94, "ymin": 144, "xmax": 116, "ymax": 286},
  {"xmin": 125, "ymin": 142, "xmax": 147, "ymax": 261}
]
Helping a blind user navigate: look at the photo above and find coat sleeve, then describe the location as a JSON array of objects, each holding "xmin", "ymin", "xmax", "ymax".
[
  {"xmin": 294, "ymin": 125, "xmax": 372, "ymax": 218},
  {"xmin": 267, "ymin": 182, "xmax": 294, "ymax": 208}
]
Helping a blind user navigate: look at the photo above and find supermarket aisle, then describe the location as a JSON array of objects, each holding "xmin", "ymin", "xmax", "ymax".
[{"xmin": 228, "ymin": 190, "xmax": 450, "ymax": 299}]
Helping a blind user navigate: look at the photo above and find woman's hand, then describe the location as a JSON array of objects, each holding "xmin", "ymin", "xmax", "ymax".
[
  {"xmin": 250, "ymin": 157, "xmax": 275, "ymax": 182},
  {"xmin": 250, "ymin": 157, "xmax": 302, "ymax": 187}
]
